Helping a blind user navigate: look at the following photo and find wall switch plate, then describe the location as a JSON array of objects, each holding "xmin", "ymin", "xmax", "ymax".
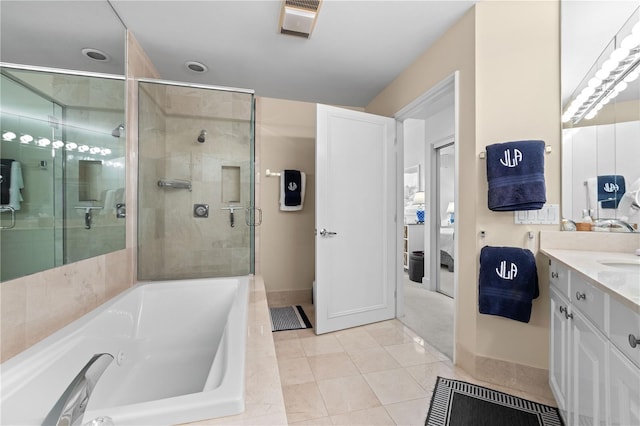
[{"xmin": 514, "ymin": 204, "xmax": 559, "ymax": 224}]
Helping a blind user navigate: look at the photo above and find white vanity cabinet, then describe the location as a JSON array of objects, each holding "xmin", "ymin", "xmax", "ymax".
[
  {"xmin": 548, "ymin": 259, "xmax": 640, "ymax": 425},
  {"xmin": 608, "ymin": 296, "xmax": 640, "ymax": 426},
  {"xmin": 549, "ymin": 286, "xmax": 571, "ymax": 421}
]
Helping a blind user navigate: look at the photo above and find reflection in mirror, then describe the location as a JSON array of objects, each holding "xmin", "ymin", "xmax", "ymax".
[
  {"xmin": 0, "ymin": 66, "xmax": 126, "ymax": 281},
  {"xmin": 561, "ymin": 3, "xmax": 640, "ymax": 231},
  {"xmin": 0, "ymin": 1, "xmax": 125, "ymax": 75}
]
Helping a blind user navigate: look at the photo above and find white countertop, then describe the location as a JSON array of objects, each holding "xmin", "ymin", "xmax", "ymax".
[{"xmin": 541, "ymin": 248, "xmax": 640, "ymax": 312}]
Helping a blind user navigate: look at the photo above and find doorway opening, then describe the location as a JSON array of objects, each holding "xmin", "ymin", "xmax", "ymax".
[{"xmin": 395, "ymin": 74, "xmax": 457, "ymax": 360}]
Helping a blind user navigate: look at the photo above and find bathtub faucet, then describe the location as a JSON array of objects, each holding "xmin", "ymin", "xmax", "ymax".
[{"xmin": 42, "ymin": 353, "xmax": 114, "ymax": 426}]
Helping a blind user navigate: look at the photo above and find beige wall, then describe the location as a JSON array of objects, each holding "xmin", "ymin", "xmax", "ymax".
[
  {"xmin": 256, "ymin": 97, "xmax": 316, "ymax": 297},
  {"xmin": 0, "ymin": 32, "xmax": 157, "ymax": 362},
  {"xmin": 367, "ymin": 1, "xmax": 560, "ymax": 394}
]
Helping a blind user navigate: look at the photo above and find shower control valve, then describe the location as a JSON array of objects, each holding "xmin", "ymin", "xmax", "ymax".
[{"xmin": 193, "ymin": 204, "xmax": 209, "ymax": 218}]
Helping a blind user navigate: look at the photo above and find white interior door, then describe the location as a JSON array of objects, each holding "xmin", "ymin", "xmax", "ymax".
[{"xmin": 315, "ymin": 104, "xmax": 396, "ymax": 334}]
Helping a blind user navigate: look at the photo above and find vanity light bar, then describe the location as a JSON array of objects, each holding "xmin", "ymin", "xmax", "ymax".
[
  {"xmin": 569, "ymin": 49, "xmax": 640, "ymax": 125},
  {"xmin": 563, "ymin": 10, "xmax": 640, "ymax": 125},
  {"xmin": 2, "ymin": 129, "xmax": 116, "ymax": 156}
]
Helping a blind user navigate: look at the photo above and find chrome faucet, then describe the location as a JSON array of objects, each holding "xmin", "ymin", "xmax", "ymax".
[
  {"xmin": 42, "ymin": 353, "xmax": 114, "ymax": 426},
  {"xmin": 593, "ymin": 218, "xmax": 635, "ymax": 232}
]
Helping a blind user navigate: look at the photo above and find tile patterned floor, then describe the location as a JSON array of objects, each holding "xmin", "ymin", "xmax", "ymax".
[{"xmin": 275, "ymin": 303, "xmax": 557, "ymax": 425}]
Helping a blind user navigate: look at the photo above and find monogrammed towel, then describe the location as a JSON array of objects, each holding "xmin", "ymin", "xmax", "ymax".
[
  {"xmin": 479, "ymin": 246, "xmax": 539, "ymax": 323},
  {"xmin": 486, "ymin": 140, "xmax": 546, "ymax": 211},
  {"xmin": 597, "ymin": 175, "xmax": 625, "ymax": 209},
  {"xmin": 280, "ymin": 170, "xmax": 306, "ymax": 211}
]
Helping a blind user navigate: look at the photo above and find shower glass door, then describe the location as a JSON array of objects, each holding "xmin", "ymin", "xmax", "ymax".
[{"xmin": 137, "ymin": 80, "xmax": 255, "ymax": 280}]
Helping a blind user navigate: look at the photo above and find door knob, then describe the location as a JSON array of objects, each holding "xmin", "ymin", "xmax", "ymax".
[
  {"xmin": 629, "ymin": 334, "xmax": 640, "ymax": 349},
  {"xmin": 319, "ymin": 228, "xmax": 337, "ymax": 237}
]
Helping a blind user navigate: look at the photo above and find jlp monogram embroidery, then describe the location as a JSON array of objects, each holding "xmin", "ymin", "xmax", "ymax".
[
  {"xmin": 500, "ymin": 148, "xmax": 523, "ymax": 168},
  {"xmin": 287, "ymin": 182, "xmax": 298, "ymax": 191},
  {"xmin": 603, "ymin": 182, "xmax": 619, "ymax": 192},
  {"xmin": 496, "ymin": 260, "xmax": 518, "ymax": 280}
]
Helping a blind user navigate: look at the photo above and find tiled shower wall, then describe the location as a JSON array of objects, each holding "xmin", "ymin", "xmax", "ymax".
[{"xmin": 137, "ymin": 83, "xmax": 253, "ymax": 280}]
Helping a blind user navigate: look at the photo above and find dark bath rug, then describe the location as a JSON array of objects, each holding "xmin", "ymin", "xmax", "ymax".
[
  {"xmin": 269, "ymin": 305, "xmax": 312, "ymax": 332},
  {"xmin": 425, "ymin": 377, "xmax": 564, "ymax": 426}
]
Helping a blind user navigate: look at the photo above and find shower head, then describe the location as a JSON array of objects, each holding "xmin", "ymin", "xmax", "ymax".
[
  {"xmin": 112, "ymin": 124, "xmax": 125, "ymax": 138},
  {"xmin": 197, "ymin": 130, "xmax": 207, "ymax": 143}
]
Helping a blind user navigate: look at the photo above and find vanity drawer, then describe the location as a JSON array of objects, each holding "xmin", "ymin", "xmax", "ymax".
[
  {"xmin": 610, "ymin": 298, "xmax": 640, "ymax": 369},
  {"xmin": 549, "ymin": 261, "xmax": 569, "ymax": 299},
  {"xmin": 571, "ymin": 274, "xmax": 606, "ymax": 333}
]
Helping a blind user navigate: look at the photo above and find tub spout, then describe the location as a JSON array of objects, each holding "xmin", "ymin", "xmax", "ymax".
[{"xmin": 42, "ymin": 353, "xmax": 114, "ymax": 426}]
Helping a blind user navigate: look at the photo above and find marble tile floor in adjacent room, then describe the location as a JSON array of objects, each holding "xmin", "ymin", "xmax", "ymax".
[
  {"xmin": 400, "ymin": 271, "xmax": 454, "ymax": 360},
  {"xmin": 275, "ymin": 303, "xmax": 557, "ymax": 425}
]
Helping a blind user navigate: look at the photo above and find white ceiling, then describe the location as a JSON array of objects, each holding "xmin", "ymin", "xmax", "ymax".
[
  {"xmin": 2, "ymin": 1, "xmax": 638, "ymax": 108},
  {"xmin": 1, "ymin": 0, "xmax": 481, "ymax": 107}
]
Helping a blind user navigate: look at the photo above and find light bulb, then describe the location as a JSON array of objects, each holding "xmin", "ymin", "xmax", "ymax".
[
  {"xmin": 2, "ymin": 131, "xmax": 16, "ymax": 141},
  {"xmin": 90, "ymin": 147, "xmax": 101, "ymax": 154},
  {"xmin": 37, "ymin": 138, "xmax": 51, "ymax": 147},
  {"xmin": 610, "ymin": 47, "xmax": 630, "ymax": 62},
  {"xmin": 602, "ymin": 59, "xmax": 619, "ymax": 71},
  {"xmin": 52, "ymin": 140, "xmax": 64, "ymax": 149},
  {"xmin": 101, "ymin": 148, "xmax": 112, "ymax": 155},
  {"xmin": 78, "ymin": 145, "xmax": 90, "ymax": 152},
  {"xmin": 621, "ymin": 33, "xmax": 640, "ymax": 50},
  {"xmin": 624, "ymin": 71, "xmax": 639, "ymax": 83},
  {"xmin": 615, "ymin": 81, "xmax": 628, "ymax": 93},
  {"xmin": 576, "ymin": 92, "xmax": 589, "ymax": 102},
  {"xmin": 585, "ymin": 110, "xmax": 598, "ymax": 120},
  {"xmin": 595, "ymin": 69, "xmax": 610, "ymax": 80},
  {"xmin": 65, "ymin": 142, "xmax": 77, "ymax": 150},
  {"xmin": 20, "ymin": 134, "xmax": 33, "ymax": 144},
  {"xmin": 588, "ymin": 77, "xmax": 602, "ymax": 88},
  {"xmin": 581, "ymin": 86, "xmax": 595, "ymax": 97}
]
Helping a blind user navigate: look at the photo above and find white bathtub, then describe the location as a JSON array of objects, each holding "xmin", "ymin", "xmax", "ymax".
[{"xmin": 1, "ymin": 276, "xmax": 249, "ymax": 425}]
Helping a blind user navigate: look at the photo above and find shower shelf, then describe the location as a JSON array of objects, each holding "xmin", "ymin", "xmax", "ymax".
[{"xmin": 157, "ymin": 179, "xmax": 192, "ymax": 191}]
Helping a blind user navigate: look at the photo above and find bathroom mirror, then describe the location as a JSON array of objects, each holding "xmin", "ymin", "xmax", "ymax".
[
  {"xmin": 0, "ymin": 1, "xmax": 127, "ymax": 282},
  {"xmin": 0, "ymin": 67, "xmax": 126, "ymax": 281},
  {"xmin": 561, "ymin": 2, "xmax": 640, "ymax": 229}
]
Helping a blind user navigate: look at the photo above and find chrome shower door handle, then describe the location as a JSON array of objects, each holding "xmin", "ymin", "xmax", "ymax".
[{"xmin": 319, "ymin": 228, "xmax": 337, "ymax": 237}]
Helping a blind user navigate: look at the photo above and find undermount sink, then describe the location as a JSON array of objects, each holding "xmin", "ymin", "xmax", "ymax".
[{"xmin": 598, "ymin": 259, "xmax": 640, "ymax": 272}]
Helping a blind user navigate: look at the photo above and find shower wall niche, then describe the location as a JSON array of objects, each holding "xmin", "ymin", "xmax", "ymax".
[{"xmin": 137, "ymin": 80, "xmax": 255, "ymax": 280}]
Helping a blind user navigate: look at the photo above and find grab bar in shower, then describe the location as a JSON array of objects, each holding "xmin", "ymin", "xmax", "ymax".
[
  {"xmin": 0, "ymin": 205, "xmax": 16, "ymax": 229},
  {"xmin": 42, "ymin": 353, "xmax": 114, "ymax": 426},
  {"xmin": 157, "ymin": 179, "xmax": 192, "ymax": 191}
]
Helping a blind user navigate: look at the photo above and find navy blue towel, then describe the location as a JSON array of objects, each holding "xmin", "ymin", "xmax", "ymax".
[
  {"xmin": 598, "ymin": 175, "xmax": 625, "ymax": 209},
  {"xmin": 479, "ymin": 246, "xmax": 539, "ymax": 323},
  {"xmin": 486, "ymin": 140, "xmax": 546, "ymax": 211},
  {"xmin": 0, "ymin": 159, "xmax": 14, "ymax": 205},
  {"xmin": 284, "ymin": 170, "xmax": 302, "ymax": 206}
]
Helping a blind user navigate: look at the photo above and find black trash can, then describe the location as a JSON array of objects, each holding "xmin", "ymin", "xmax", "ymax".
[{"xmin": 409, "ymin": 251, "xmax": 424, "ymax": 283}]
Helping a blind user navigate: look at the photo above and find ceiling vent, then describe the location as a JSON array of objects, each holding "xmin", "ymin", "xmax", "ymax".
[{"xmin": 279, "ymin": 0, "xmax": 322, "ymax": 39}]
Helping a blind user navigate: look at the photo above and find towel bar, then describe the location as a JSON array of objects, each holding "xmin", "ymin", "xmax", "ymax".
[{"xmin": 265, "ymin": 169, "xmax": 281, "ymax": 177}]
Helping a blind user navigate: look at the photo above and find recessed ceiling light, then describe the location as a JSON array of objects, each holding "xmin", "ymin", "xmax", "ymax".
[
  {"xmin": 81, "ymin": 48, "xmax": 110, "ymax": 62},
  {"xmin": 185, "ymin": 61, "xmax": 208, "ymax": 73}
]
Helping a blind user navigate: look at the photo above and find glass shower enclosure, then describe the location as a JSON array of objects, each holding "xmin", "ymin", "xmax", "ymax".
[
  {"xmin": 0, "ymin": 66, "xmax": 126, "ymax": 282},
  {"xmin": 137, "ymin": 80, "xmax": 255, "ymax": 280}
]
